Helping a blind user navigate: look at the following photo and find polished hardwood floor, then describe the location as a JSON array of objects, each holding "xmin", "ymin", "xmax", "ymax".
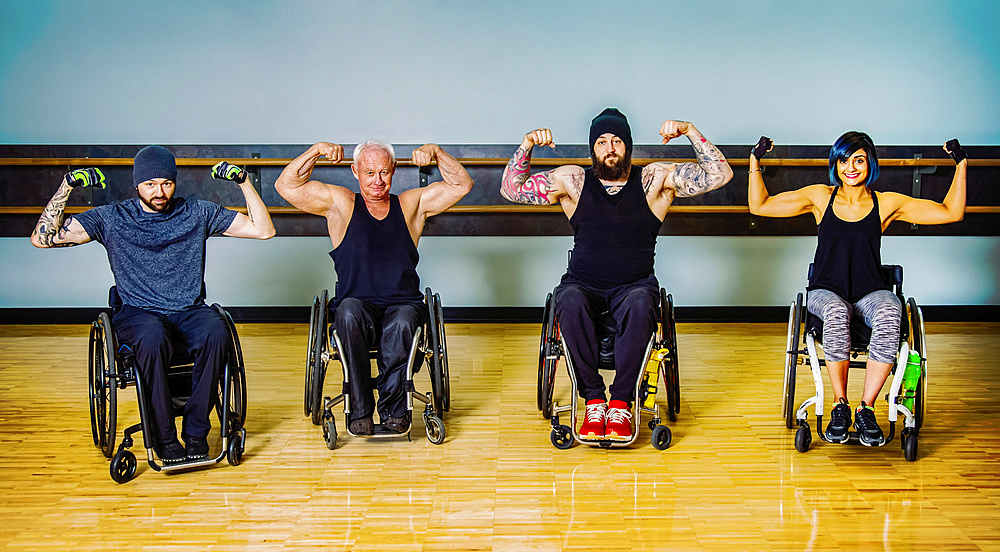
[{"xmin": 0, "ymin": 321, "xmax": 997, "ymax": 551}]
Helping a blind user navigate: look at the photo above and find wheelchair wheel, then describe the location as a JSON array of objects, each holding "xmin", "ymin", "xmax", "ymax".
[
  {"xmin": 550, "ymin": 425, "xmax": 574, "ymax": 449},
  {"xmin": 906, "ymin": 298, "xmax": 927, "ymax": 429},
  {"xmin": 424, "ymin": 414, "xmax": 446, "ymax": 445},
  {"xmin": 660, "ymin": 291, "xmax": 680, "ymax": 422},
  {"xmin": 783, "ymin": 293, "xmax": 802, "ymax": 429},
  {"xmin": 90, "ymin": 313, "xmax": 117, "ymax": 458},
  {"xmin": 305, "ymin": 293, "xmax": 321, "ymax": 417},
  {"xmin": 434, "ymin": 292, "xmax": 451, "ymax": 413},
  {"xmin": 110, "ymin": 450, "xmax": 136, "ymax": 484},
  {"xmin": 215, "ymin": 306, "xmax": 247, "ymax": 433},
  {"xmin": 651, "ymin": 424, "xmax": 672, "ymax": 450},
  {"xmin": 538, "ymin": 293, "xmax": 559, "ymax": 420},
  {"xmin": 794, "ymin": 424, "xmax": 811, "ymax": 453},
  {"xmin": 227, "ymin": 431, "xmax": 245, "ymax": 466},
  {"xmin": 310, "ymin": 290, "xmax": 329, "ymax": 426},
  {"xmin": 903, "ymin": 433, "xmax": 918, "ymax": 462},
  {"xmin": 323, "ymin": 419, "xmax": 338, "ymax": 450},
  {"xmin": 426, "ymin": 289, "xmax": 448, "ymax": 418}
]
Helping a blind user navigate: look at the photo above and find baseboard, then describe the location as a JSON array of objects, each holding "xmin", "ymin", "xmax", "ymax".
[{"xmin": 2, "ymin": 305, "xmax": 995, "ymax": 324}]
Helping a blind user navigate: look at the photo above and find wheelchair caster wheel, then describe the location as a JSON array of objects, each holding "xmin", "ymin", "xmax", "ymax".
[
  {"xmin": 903, "ymin": 434, "xmax": 918, "ymax": 462},
  {"xmin": 323, "ymin": 419, "xmax": 338, "ymax": 450},
  {"xmin": 550, "ymin": 425, "xmax": 574, "ymax": 449},
  {"xmin": 424, "ymin": 415, "xmax": 445, "ymax": 445},
  {"xmin": 794, "ymin": 425, "xmax": 811, "ymax": 453},
  {"xmin": 651, "ymin": 425, "xmax": 672, "ymax": 450},
  {"xmin": 110, "ymin": 450, "xmax": 137, "ymax": 484},
  {"xmin": 227, "ymin": 433, "xmax": 245, "ymax": 466}
]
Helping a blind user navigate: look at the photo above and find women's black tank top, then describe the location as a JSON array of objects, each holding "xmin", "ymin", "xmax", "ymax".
[
  {"xmin": 807, "ymin": 187, "xmax": 888, "ymax": 302},
  {"xmin": 567, "ymin": 166, "xmax": 663, "ymax": 288},
  {"xmin": 329, "ymin": 194, "xmax": 422, "ymax": 307}
]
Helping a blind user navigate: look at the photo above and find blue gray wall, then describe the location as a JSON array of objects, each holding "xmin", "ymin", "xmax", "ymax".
[{"xmin": 2, "ymin": 1, "xmax": 998, "ymax": 308}]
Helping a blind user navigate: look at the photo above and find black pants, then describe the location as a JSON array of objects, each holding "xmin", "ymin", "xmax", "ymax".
[
  {"xmin": 113, "ymin": 304, "xmax": 227, "ymax": 446},
  {"xmin": 553, "ymin": 274, "xmax": 659, "ymax": 403},
  {"xmin": 332, "ymin": 298, "xmax": 425, "ymax": 423}
]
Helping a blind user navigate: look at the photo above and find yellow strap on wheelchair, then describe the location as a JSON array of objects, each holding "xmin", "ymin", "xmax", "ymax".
[{"xmin": 642, "ymin": 348, "xmax": 669, "ymax": 409}]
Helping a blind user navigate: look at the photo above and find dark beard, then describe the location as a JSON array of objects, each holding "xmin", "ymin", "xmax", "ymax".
[
  {"xmin": 591, "ymin": 150, "xmax": 632, "ymax": 182},
  {"xmin": 139, "ymin": 196, "xmax": 175, "ymax": 212}
]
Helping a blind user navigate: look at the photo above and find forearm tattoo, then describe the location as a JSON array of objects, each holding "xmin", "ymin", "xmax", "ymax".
[
  {"xmin": 671, "ymin": 137, "xmax": 730, "ymax": 198},
  {"xmin": 32, "ymin": 184, "xmax": 80, "ymax": 247},
  {"xmin": 500, "ymin": 147, "xmax": 552, "ymax": 205}
]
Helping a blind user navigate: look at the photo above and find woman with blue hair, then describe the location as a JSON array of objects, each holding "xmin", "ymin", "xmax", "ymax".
[{"xmin": 748, "ymin": 132, "xmax": 967, "ymax": 446}]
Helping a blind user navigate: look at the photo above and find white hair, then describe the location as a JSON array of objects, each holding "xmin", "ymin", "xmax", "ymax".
[{"xmin": 353, "ymin": 140, "xmax": 396, "ymax": 163}]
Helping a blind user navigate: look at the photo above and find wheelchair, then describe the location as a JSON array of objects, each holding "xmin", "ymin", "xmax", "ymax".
[
  {"xmin": 303, "ymin": 287, "xmax": 450, "ymax": 448},
  {"xmin": 537, "ymin": 286, "xmax": 680, "ymax": 450},
  {"xmin": 88, "ymin": 288, "xmax": 247, "ymax": 483},
  {"xmin": 782, "ymin": 264, "xmax": 926, "ymax": 461}
]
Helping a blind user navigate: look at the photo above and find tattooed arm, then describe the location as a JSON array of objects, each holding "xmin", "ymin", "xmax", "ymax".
[
  {"xmin": 642, "ymin": 121, "xmax": 734, "ymax": 201},
  {"xmin": 30, "ymin": 178, "xmax": 93, "ymax": 248},
  {"xmin": 500, "ymin": 129, "xmax": 583, "ymax": 206}
]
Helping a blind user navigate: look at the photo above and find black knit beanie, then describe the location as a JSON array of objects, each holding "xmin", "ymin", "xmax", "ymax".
[
  {"xmin": 133, "ymin": 145, "xmax": 177, "ymax": 187},
  {"xmin": 589, "ymin": 108, "xmax": 632, "ymax": 155}
]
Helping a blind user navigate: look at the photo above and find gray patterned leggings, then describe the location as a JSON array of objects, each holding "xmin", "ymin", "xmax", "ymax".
[{"xmin": 806, "ymin": 289, "xmax": 901, "ymax": 364}]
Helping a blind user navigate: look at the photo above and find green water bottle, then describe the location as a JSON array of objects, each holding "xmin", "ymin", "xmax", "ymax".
[{"xmin": 901, "ymin": 350, "xmax": 921, "ymax": 412}]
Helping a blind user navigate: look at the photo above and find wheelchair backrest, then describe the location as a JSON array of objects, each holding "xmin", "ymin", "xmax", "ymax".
[{"xmin": 806, "ymin": 263, "xmax": 904, "ymax": 299}]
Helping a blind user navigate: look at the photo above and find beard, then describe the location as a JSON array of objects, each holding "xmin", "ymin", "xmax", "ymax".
[
  {"xmin": 591, "ymin": 149, "xmax": 632, "ymax": 181},
  {"xmin": 139, "ymin": 195, "xmax": 175, "ymax": 212}
]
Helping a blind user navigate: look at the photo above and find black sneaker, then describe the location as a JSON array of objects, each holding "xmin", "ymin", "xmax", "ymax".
[
  {"xmin": 157, "ymin": 439, "xmax": 186, "ymax": 465},
  {"xmin": 184, "ymin": 435, "xmax": 210, "ymax": 460},
  {"xmin": 825, "ymin": 398, "xmax": 851, "ymax": 443},
  {"xmin": 854, "ymin": 402, "xmax": 885, "ymax": 446},
  {"xmin": 383, "ymin": 415, "xmax": 410, "ymax": 434},
  {"xmin": 349, "ymin": 417, "xmax": 374, "ymax": 435}
]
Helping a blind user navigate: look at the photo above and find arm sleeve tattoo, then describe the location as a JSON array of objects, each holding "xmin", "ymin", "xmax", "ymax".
[
  {"xmin": 669, "ymin": 137, "xmax": 731, "ymax": 198},
  {"xmin": 500, "ymin": 146, "xmax": 554, "ymax": 205},
  {"xmin": 32, "ymin": 184, "xmax": 84, "ymax": 247}
]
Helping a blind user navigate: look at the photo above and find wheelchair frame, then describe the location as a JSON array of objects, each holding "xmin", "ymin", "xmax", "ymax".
[
  {"xmin": 304, "ymin": 287, "xmax": 450, "ymax": 448},
  {"xmin": 539, "ymin": 287, "xmax": 680, "ymax": 450},
  {"xmin": 781, "ymin": 265, "xmax": 927, "ymax": 461},
  {"xmin": 88, "ymin": 303, "xmax": 247, "ymax": 483}
]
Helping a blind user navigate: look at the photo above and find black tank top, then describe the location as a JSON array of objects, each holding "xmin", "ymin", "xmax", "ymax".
[
  {"xmin": 566, "ymin": 166, "xmax": 663, "ymax": 288},
  {"xmin": 329, "ymin": 194, "xmax": 422, "ymax": 308},
  {"xmin": 807, "ymin": 187, "xmax": 887, "ymax": 302}
]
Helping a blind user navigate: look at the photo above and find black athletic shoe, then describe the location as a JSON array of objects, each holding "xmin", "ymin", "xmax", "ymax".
[
  {"xmin": 854, "ymin": 402, "xmax": 885, "ymax": 446},
  {"xmin": 825, "ymin": 398, "xmax": 851, "ymax": 443},
  {"xmin": 383, "ymin": 415, "xmax": 410, "ymax": 434},
  {"xmin": 349, "ymin": 417, "xmax": 374, "ymax": 435},
  {"xmin": 157, "ymin": 439, "xmax": 187, "ymax": 465},
  {"xmin": 184, "ymin": 435, "xmax": 210, "ymax": 460}
]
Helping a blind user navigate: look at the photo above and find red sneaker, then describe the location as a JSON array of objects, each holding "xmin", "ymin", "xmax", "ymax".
[
  {"xmin": 579, "ymin": 399, "xmax": 607, "ymax": 439},
  {"xmin": 605, "ymin": 400, "xmax": 633, "ymax": 441}
]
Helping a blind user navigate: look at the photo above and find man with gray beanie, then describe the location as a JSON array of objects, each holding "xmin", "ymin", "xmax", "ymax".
[
  {"xmin": 500, "ymin": 109, "xmax": 733, "ymax": 442},
  {"xmin": 31, "ymin": 145, "xmax": 274, "ymax": 464}
]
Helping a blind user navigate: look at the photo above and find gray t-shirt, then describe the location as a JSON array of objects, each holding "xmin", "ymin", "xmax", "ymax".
[{"xmin": 75, "ymin": 197, "xmax": 237, "ymax": 314}]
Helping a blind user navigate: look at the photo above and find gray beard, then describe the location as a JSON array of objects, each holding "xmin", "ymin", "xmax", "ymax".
[{"xmin": 591, "ymin": 151, "xmax": 632, "ymax": 182}]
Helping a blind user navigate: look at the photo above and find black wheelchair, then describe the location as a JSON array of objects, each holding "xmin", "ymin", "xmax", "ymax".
[
  {"xmin": 537, "ymin": 286, "xmax": 680, "ymax": 450},
  {"xmin": 304, "ymin": 287, "xmax": 450, "ymax": 448},
  {"xmin": 88, "ymin": 287, "xmax": 247, "ymax": 483},
  {"xmin": 782, "ymin": 264, "xmax": 926, "ymax": 461}
]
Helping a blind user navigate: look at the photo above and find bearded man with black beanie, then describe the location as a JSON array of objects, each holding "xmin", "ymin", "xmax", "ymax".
[
  {"xmin": 31, "ymin": 145, "xmax": 274, "ymax": 465},
  {"xmin": 500, "ymin": 108, "xmax": 733, "ymax": 442}
]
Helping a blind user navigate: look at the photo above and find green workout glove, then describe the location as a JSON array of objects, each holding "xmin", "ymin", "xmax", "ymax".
[
  {"xmin": 66, "ymin": 167, "xmax": 106, "ymax": 189},
  {"xmin": 211, "ymin": 161, "xmax": 247, "ymax": 183}
]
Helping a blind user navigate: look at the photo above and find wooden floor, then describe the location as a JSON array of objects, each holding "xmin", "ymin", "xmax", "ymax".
[{"xmin": 0, "ymin": 321, "xmax": 998, "ymax": 551}]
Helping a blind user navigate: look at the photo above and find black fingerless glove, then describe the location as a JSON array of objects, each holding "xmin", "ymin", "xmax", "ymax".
[
  {"xmin": 752, "ymin": 136, "xmax": 773, "ymax": 160},
  {"xmin": 944, "ymin": 139, "xmax": 966, "ymax": 163},
  {"xmin": 66, "ymin": 167, "xmax": 106, "ymax": 188},
  {"xmin": 211, "ymin": 161, "xmax": 247, "ymax": 183}
]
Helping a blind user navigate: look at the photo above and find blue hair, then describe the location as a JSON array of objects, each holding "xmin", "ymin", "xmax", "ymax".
[{"xmin": 828, "ymin": 131, "xmax": 879, "ymax": 186}]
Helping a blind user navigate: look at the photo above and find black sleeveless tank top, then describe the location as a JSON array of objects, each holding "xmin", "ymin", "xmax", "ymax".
[
  {"xmin": 807, "ymin": 187, "xmax": 887, "ymax": 302},
  {"xmin": 329, "ymin": 194, "xmax": 422, "ymax": 307},
  {"xmin": 566, "ymin": 166, "xmax": 663, "ymax": 288}
]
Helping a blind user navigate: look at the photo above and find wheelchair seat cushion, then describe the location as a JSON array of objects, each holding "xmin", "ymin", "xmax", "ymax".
[{"xmin": 806, "ymin": 312, "xmax": 873, "ymax": 350}]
